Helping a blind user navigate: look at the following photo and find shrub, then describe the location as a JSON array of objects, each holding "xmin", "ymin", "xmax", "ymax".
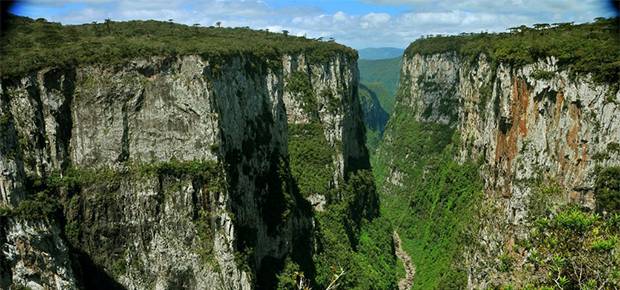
[
  {"xmin": 595, "ymin": 167, "xmax": 620, "ymax": 214},
  {"xmin": 525, "ymin": 205, "xmax": 620, "ymax": 289},
  {"xmin": 608, "ymin": 142, "xmax": 620, "ymax": 154},
  {"xmin": 531, "ymin": 70, "xmax": 555, "ymax": 80},
  {"xmin": 111, "ymin": 258, "xmax": 127, "ymax": 278}
]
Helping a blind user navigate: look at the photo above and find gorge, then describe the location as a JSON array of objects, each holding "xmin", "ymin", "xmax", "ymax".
[{"xmin": 1, "ymin": 14, "xmax": 619, "ymax": 290}]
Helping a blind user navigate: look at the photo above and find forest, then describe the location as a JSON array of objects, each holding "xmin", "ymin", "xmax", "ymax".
[
  {"xmin": 0, "ymin": 14, "xmax": 356, "ymax": 77},
  {"xmin": 405, "ymin": 17, "xmax": 620, "ymax": 84}
]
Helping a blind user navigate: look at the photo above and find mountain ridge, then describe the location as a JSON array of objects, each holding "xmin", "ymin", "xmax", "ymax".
[{"xmin": 358, "ymin": 47, "xmax": 404, "ymax": 60}]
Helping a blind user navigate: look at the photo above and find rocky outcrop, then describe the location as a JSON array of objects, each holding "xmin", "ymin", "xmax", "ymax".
[
  {"xmin": 393, "ymin": 231, "xmax": 415, "ymax": 290},
  {"xmin": 386, "ymin": 52, "xmax": 620, "ymax": 288},
  {"xmin": 0, "ymin": 50, "xmax": 365, "ymax": 289}
]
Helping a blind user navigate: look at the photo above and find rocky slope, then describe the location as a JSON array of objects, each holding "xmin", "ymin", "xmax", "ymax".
[
  {"xmin": 377, "ymin": 48, "xmax": 620, "ymax": 288},
  {"xmin": 0, "ymin": 48, "xmax": 370, "ymax": 289}
]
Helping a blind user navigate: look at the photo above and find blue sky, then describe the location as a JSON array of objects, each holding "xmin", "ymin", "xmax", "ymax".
[{"xmin": 9, "ymin": 0, "xmax": 618, "ymax": 49}]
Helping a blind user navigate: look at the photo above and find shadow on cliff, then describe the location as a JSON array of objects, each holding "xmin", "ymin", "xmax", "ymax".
[
  {"xmin": 0, "ymin": 216, "xmax": 13, "ymax": 288},
  {"xmin": 70, "ymin": 248, "xmax": 127, "ymax": 290}
]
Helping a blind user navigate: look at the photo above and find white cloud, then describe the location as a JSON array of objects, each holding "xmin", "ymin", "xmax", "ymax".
[
  {"xmin": 14, "ymin": 0, "xmax": 616, "ymax": 49},
  {"xmin": 22, "ymin": 0, "xmax": 111, "ymax": 6}
]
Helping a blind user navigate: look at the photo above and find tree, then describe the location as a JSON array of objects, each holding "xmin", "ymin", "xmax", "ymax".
[
  {"xmin": 552, "ymin": 22, "xmax": 574, "ymax": 29},
  {"xmin": 595, "ymin": 167, "xmax": 620, "ymax": 214},
  {"xmin": 292, "ymin": 267, "xmax": 346, "ymax": 290},
  {"xmin": 533, "ymin": 23, "xmax": 550, "ymax": 30},
  {"xmin": 104, "ymin": 18, "xmax": 112, "ymax": 34},
  {"xmin": 283, "ymin": 30, "xmax": 289, "ymax": 37},
  {"xmin": 92, "ymin": 21, "xmax": 101, "ymax": 36},
  {"xmin": 216, "ymin": 21, "xmax": 221, "ymax": 28}
]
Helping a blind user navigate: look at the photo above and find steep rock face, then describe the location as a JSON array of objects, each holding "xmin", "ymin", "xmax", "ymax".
[
  {"xmin": 0, "ymin": 51, "xmax": 365, "ymax": 289},
  {"xmin": 358, "ymin": 83, "xmax": 390, "ymax": 155},
  {"xmin": 381, "ymin": 52, "xmax": 620, "ymax": 288}
]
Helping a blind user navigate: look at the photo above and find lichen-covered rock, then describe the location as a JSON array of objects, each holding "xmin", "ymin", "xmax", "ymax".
[{"xmin": 3, "ymin": 220, "xmax": 77, "ymax": 290}]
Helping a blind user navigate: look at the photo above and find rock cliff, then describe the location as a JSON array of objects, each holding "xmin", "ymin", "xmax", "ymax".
[
  {"xmin": 0, "ymin": 49, "xmax": 367, "ymax": 289},
  {"xmin": 377, "ymin": 50, "xmax": 620, "ymax": 288}
]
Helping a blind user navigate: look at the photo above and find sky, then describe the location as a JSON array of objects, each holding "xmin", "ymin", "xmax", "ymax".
[{"xmin": 8, "ymin": 0, "xmax": 619, "ymax": 49}]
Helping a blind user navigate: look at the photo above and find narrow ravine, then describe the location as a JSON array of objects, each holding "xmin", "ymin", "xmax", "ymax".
[{"xmin": 393, "ymin": 230, "xmax": 415, "ymax": 290}]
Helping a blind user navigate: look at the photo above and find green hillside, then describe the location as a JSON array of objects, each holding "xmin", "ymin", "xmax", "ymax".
[
  {"xmin": 358, "ymin": 56, "xmax": 401, "ymax": 101},
  {"xmin": 358, "ymin": 47, "xmax": 404, "ymax": 60},
  {"xmin": 361, "ymin": 82, "xmax": 394, "ymax": 114},
  {"xmin": 359, "ymin": 83, "xmax": 390, "ymax": 156}
]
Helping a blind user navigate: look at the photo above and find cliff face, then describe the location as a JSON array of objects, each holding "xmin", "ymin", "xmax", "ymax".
[
  {"xmin": 0, "ymin": 51, "xmax": 366, "ymax": 289},
  {"xmin": 378, "ymin": 52, "xmax": 620, "ymax": 288},
  {"xmin": 358, "ymin": 83, "xmax": 390, "ymax": 155}
]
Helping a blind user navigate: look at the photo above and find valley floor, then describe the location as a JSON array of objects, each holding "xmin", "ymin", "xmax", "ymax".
[{"xmin": 393, "ymin": 230, "xmax": 415, "ymax": 290}]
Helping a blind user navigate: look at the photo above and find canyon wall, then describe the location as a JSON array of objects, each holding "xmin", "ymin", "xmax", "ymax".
[
  {"xmin": 377, "ymin": 51, "xmax": 620, "ymax": 288},
  {"xmin": 0, "ymin": 51, "xmax": 368, "ymax": 289}
]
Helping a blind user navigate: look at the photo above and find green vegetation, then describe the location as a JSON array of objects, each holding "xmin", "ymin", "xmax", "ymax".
[
  {"xmin": 310, "ymin": 170, "xmax": 392, "ymax": 290},
  {"xmin": 0, "ymin": 113, "xmax": 12, "ymax": 137},
  {"xmin": 405, "ymin": 17, "xmax": 620, "ymax": 84},
  {"xmin": 357, "ymin": 47, "xmax": 404, "ymax": 60},
  {"xmin": 531, "ymin": 70, "xmax": 555, "ymax": 80},
  {"xmin": 592, "ymin": 151, "xmax": 610, "ymax": 162},
  {"xmin": 608, "ymin": 142, "xmax": 620, "ymax": 154},
  {"xmin": 357, "ymin": 57, "xmax": 400, "ymax": 157},
  {"xmin": 0, "ymin": 15, "xmax": 356, "ymax": 77},
  {"xmin": 288, "ymin": 122, "xmax": 334, "ymax": 198},
  {"xmin": 373, "ymin": 105, "xmax": 483, "ymax": 289},
  {"xmin": 9, "ymin": 285, "xmax": 34, "ymax": 290},
  {"xmin": 195, "ymin": 209, "xmax": 218, "ymax": 269},
  {"xmin": 4, "ymin": 159, "xmax": 222, "ymax": 221},
  {"xmin": 286, "ymin": 70, "xmax": 334, "ymax": 199},
  {"xmin": 358, "ymin": 56, "xmax": 402, "ymax": 100},
  {"xmin": 361, "ymin": 82, "xmax": 394, "ymax": 115},
  {"xmin": 595, "ymin": 167, "xmax": 620, "ymax": 214},
  {"xmin": 508, "ymin": 205, "xmax": 620, "ymax": 289},
  {"xmin": 358, "ymin": 83, "xmax": 390, "ymax": 157},
  {"xmin": 64, "ymin": 221, "xmax": 79, "ymax": 244},
  {"xmin": 286, "ymin": 71, "xmax": 318, "ymax": 114},
  {"xmin": 498, "ymin": 252, "xmax": 516, "ymax": 273},
  {"xmin": 111, "ymin": 257, "xmax": 127, "ymax": 278},
  {"xmin": 282, "ymin": 70, "xmax": 395, "ymax": 288}
]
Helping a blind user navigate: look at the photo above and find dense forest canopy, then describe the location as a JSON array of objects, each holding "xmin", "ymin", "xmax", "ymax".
[
  {"xmin": 405, "ymin": 17, "xmax": 620, "ymax": 83},
  {"xmin": 0, "ymin": 15, "xmax": 357, "ymax": 77}
]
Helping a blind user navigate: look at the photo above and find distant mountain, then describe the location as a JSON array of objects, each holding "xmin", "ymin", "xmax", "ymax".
[
  {"xmin": 358, "ymin": 47, "xmax": 404, "ymax": 60},
  {"xmin": 359, "ymin": 56, "xmax": 402, "ymax": 101}
]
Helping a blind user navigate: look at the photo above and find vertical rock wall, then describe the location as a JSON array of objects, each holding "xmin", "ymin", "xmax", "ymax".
[
  {"xmin": 384, "ymin": 52, "xmax": 620, "ymax": 288},
  {"xmin": 0, "ymin": 51, "xmax": 366, "ymax": 290}
]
